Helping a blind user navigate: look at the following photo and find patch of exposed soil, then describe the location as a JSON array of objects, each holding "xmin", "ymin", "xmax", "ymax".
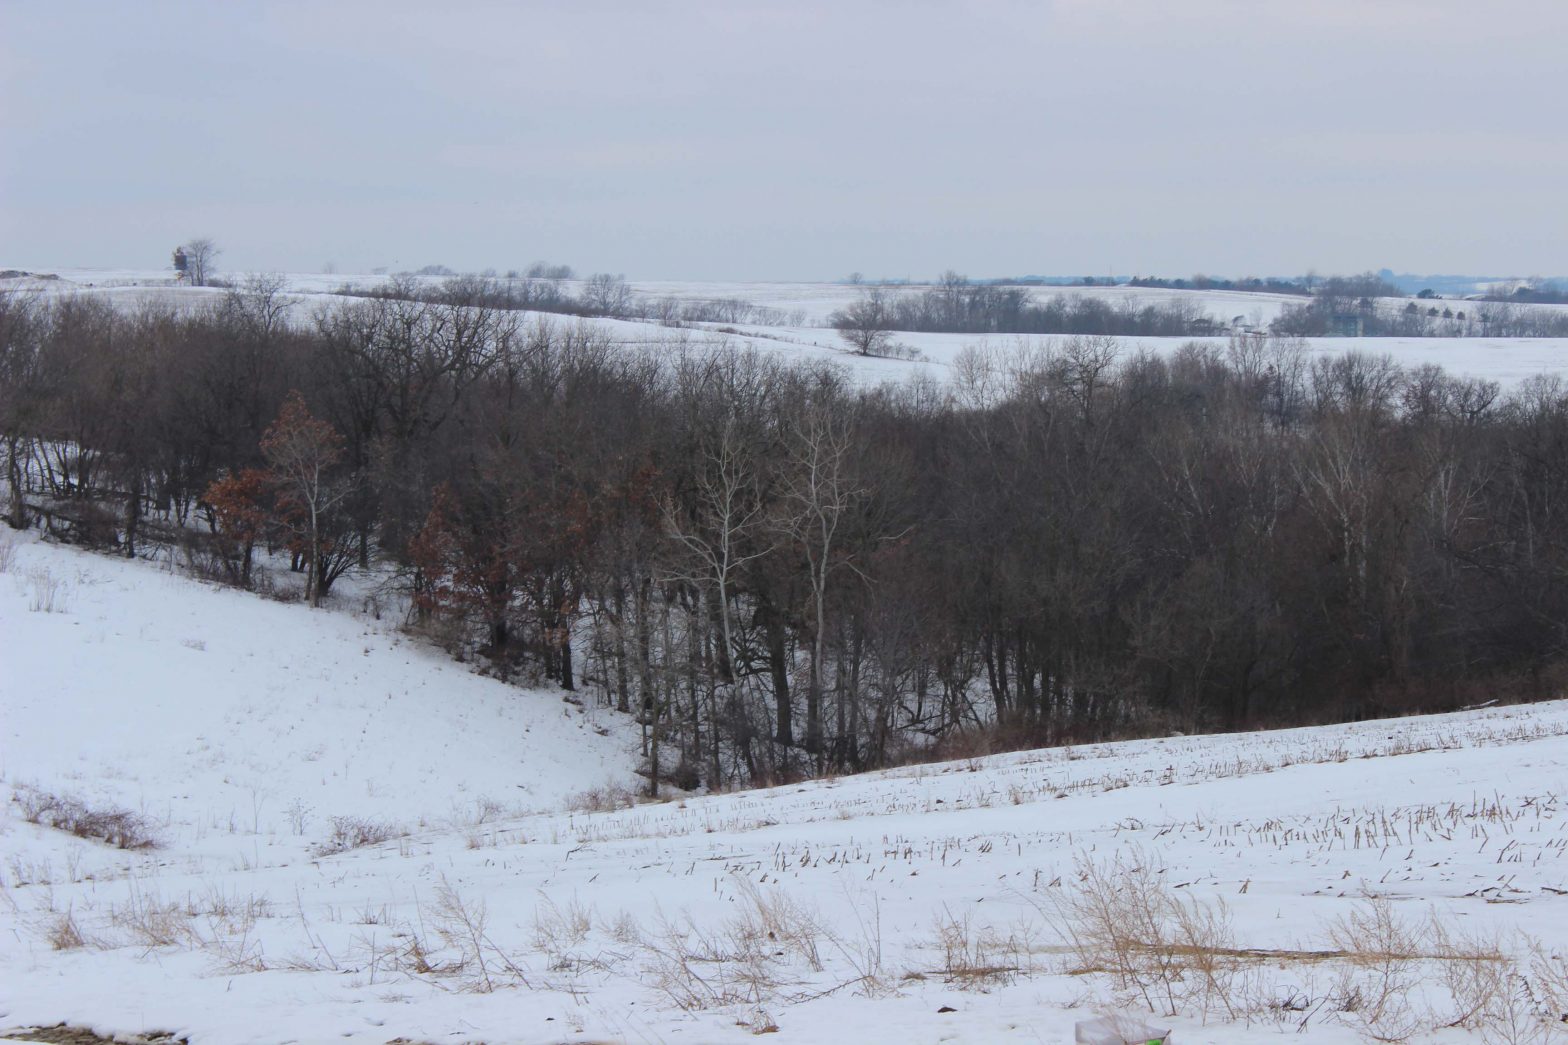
[{"xmin": 2, "ymin": 1026, "xmax": 185, "ymax": 1045}]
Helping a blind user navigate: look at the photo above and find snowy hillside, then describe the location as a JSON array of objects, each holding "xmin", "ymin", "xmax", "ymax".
[
  {"xmin": 0, "ymin": 534, "xmax": 638, "ymax": 831},
  {"xmin": 6, "ymin": 267, "xmax": 1567, "ymax": 390},
  {"xmin": 4, "ymin": 534, "xmax": 1568, "ymax": 1043}
]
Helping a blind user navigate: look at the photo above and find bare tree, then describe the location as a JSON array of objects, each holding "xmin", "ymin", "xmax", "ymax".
[
  {"xmin": 17, "ymin": 274, "xmax": 1568, "ymax": 781},
  {"xmin": 580, "ymin": 273, "xmax": 635, "ymax": 317},
  {"xmin": 828, "ymin": 287, "xmax": 894, "ymax": 356},
  {"xmin": 260, "ymin": 391, "xmax": 352, "ymax": 607},
  {"xmin": 664, "ymin": 413, "xmax": 774, "ymax": 672},
  {"xmin": 0, "ymin": 288, "xmax": 48, "ymax": 528},
  {"xmin": 223, "ymin": 273, "xmax": 294, "ymax": 341},
  {"xmin": 182, "ymin": 237, "xmax": 221, "ymax": 287},
  {"xmin": 526, "ymin": 261, "xmax": 575, "ymax": 280},
  {"xmin": 779, "ymin": 404, "xmax": 862, "ymax": 767},
  {"xmin": 662, "ymin": 412, "xmax": 775, "ymax": 784}
]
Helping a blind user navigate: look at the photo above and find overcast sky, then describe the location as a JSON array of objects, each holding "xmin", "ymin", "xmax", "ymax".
[{"xmin": 2, "ymin": 1, "xmax": 1564, "ymax": 280}]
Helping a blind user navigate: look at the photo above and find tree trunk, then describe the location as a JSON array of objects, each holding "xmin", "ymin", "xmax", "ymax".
[
  {"xmin": 5, "ymin": 436, "xmax": 28, "ymax": 530},
  {"xmin": 805, "ymin": 614, "xmax": 824, "ymax": 767},
  {"xmin": 760, "ymin": 598, "xmax": 794, "ymax": 752},
  {"xmin": 614, "ymin": 619, "xmax": 631, "ymax": 713},
  {"xmin": 306, "ymin": 498, "xmax": 322, "ymax": 607},
  {"xmin": 559, "ymin": 622, "xmax": 574, "ymax": 691}
]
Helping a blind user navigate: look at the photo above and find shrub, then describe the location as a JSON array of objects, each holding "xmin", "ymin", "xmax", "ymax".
[
  {"xmin": 565, "ymin": 783, "xmax": 637, "ymax": 813},
  {"xmin": 25, "ymin": 567, "xmax": 69, "ymax": 613},
  {"xmin": 14, "ymin": 785, "xmax": 156, "ymax": 849},
  {"xmin": 930, "ymin": 905, "xmax": 1037, "ymax": 988},
  {"xmin": 46, "ymin": 908, "xmax": 88, "ymax": 950},
  {"xmin": 1324, "ymin": 896, "xmax": 1425, "ymax": 1041},
  {"xmin": 313, "ymin": 815, "xmax": 402, "ymax": 856},
  {"xmin": 1049, "ymin": 849, "xmax": 1248, "ymax": 1019}
]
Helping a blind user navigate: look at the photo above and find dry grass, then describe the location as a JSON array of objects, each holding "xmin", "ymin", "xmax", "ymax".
[
  {"xmin": 14, "ymin": 785, "xmax": 157, "ymax": 849},
  {"xmin": 26, "ymin": 884, "xmax": 274, "ymax": 973},
  {"xmin": 422, "ymin": 877, "xmax": 532, "ymax": 992},
  {"xmin": 565, "ymin": 783, "xmax": 638, "ymax": 814},
  {"xmin": 108, "ymin": 890, "xmax": 197, "ymax": 950},
  {"xmin": 44, "ymin": 907, "xmax": 88, "ymax": 950},
  {"xmin": 25, "ymin": 566, "xmax": 69, "ymax": 612},
  {"xmin": 635, "ymin": 877, "xmax": 838, "ymax": 1011},
  {"xmin": 927, "ymin": 905, "xmax": 1041, "ymax": 989},
  {"xmin": 1323, "ymin": 897, "xmax": 1425, "ymax": 1041},
  {"xmin": 1527, "ymin": 941, "xmax": 1568, "ymax": 1028},
  {"xmin": 1048, "ymin": 849, "xmax": 1252, "ymax": 1020},
  {"xmin": 532, "ymin": 893, "xmax": 596, "ymax": 973},
  {"xmin": 731, "ymin": 876, "xmax": 826, "ymax": 972},
  {"xmin": 313, "ymin": 815, "xmax": 403, "ymax": 856},
  {"xmin": 641, "ymin": 910, "xmax": 774, "ymax": 1011},
  {"xmin": 1041, "ymin": 853, "xmax": 1568, "ymax": 1044},
  {"xmin": 828, "ymin": 887, "xmax": 892, "ymax": 997},
  {"xmin": 429, "ymin": 878, "xmax": 495, "ymax": 991},
  {"xmin": 1319, "ymin": 901, "xmax": 1568, "ymax": 1043}
]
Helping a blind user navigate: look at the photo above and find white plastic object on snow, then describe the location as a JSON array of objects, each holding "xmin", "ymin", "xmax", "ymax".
[{"xmin": 1074, "ymin": 1014, "xmax": 1173, "ymax": 1044}]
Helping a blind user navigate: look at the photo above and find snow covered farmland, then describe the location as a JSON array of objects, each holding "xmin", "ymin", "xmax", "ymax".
[
  {"xmin": 4, "ymin": 532, "xmax": 1568, "ymax": 1043},
  {"xmin": 6, "ymin": 268, "xmax": 1567, "ymax": 390}
]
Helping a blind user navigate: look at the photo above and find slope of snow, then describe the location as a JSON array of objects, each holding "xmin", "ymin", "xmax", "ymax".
[
  {"xmin": 4, "ymin": 534, "xmax": 1568, "ymax": 1043},
  {"xmin": 757, "ymin": 326, "xmax": 1568, "ymax": 389},
  {"xmin": 0, "ymin": 533, "xmax": 638, "ymax": 858},
  {"xmin": 6, "ymin": 268, "xmax": 1565, "ymax": 392}
]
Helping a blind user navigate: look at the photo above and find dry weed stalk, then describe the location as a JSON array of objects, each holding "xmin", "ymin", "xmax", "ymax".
[
  {"xmin": 638, "ymin": 878, "xmax": 830, "ymax": 1012},
  {"xmin": 1049, "ymin": 849, "xmax": 1250, "ymax": 1020},
  {"xmin": 14, "ymin": 784, "xmax": 157, "ymax": 849},
  {"xmin": 565, "ymin": 783, "xmax": 637, "ymax": 813},
  {"xmin": 533, "ymin": 893, "xmax": 598, "ymax": 973},
  {"xmin": 731, "ymin": 876, "xmax": 825, "ymax": 972},
  {"xmin": 929, "ymin": 905, "xmax": 1040, "ymax": 989},
  {"xmin": 45, "ymin": 907, "xmax": 88, "ymax": 950},
  {"xmin": 314, "ymin": 815, "xmax": 402, "ymax": 856},
  {"xmin": 1325, "ymin": 896, "xmax": 1426, "ymax": 1041},
  {"xmin": 427, "ymin": 877, "xmax": 531, "ymax": 992}
]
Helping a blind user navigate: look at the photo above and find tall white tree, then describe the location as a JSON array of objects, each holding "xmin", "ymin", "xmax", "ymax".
[
  {"xmin": 662, "ymin": 413, "xmax": 775, "ymax": 783},
  {"xmin": 779, "ymin": 404, "xmax": 861, "ymax": 768},
  {"xmin": 260, "ymin": 391, "xmax": 352, "ymax": 607}
]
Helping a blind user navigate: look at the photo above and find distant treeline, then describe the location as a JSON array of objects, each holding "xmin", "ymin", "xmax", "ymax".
[
  {"xmin": 831, "ymin": 279, "xmax": 1212, "ymax": 341},
  {"xmin": 1273, "ymin": 295, "xmax": 1568, "ymax": 338},
  {"xmin": 336, "ymin": 270, "xmax": 1568, "ymax": 345},
  {"xmin": 5, "ymin": 282, "xmax": 1567, "ymax": 791},
  {"xmin": 336, "ymin": 273, "xmax": 807, "ymax": 328},
  {"xmin": 1128, "ymin": 275, "xmax": 1312, "ymax": 295},
  {"xmin": 1486, "ymin": 282, "xmax": 1568, "ymax": 305},
  {"xmin": 834, "ymin": 271, "xmax": 1568, "ymax": 344}
]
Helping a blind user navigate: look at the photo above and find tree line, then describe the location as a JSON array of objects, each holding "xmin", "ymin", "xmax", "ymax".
[
  {"xmin": 832, "ymin": 271, "xmax": 1568, "ymax": 345},
  {"xmin": 1485, "ymin": 281, "xmax": 1568, "ymax": 306},
  {"xmin": 335, "ymin": 273, "xmax": 808, "ymax": 328},
  {"xmin": 3, "ymin": 282, "xmax": 1567, "ymax": 793},
  {"xmin": 1128, "ymin": 274, "xmax": 1313, "ymax": 296},
  {"xmin": 831, "ymin": 277, "xmax": 1211, "ymax": 342},
  {"xmin": 1273, "ymin": 294, "xmax": 1568, "ymax": 338}
]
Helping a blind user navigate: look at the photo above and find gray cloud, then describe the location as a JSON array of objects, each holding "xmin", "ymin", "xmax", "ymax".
[{"xmin": 3, "ymin": 0, "xmax": 1563, "ymax": 279}]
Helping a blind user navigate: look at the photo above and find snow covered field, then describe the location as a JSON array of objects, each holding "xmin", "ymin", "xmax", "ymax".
[
  {"xmin": 4, "ymin": 532, "xmax": 1568, "ymax": 1043},
  {"xmin": 6, "ymin": 268, "xmax": 1566, "ymax": 391}
]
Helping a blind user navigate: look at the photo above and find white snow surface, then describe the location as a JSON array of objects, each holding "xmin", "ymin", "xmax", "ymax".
[
  {"xmin": 5, "ymin": 268, "xmax": 1566, "ymax": 391},
  {"xmin": 4, "ymin": 533, "xmax": 1568, "ymax": 1043}
]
